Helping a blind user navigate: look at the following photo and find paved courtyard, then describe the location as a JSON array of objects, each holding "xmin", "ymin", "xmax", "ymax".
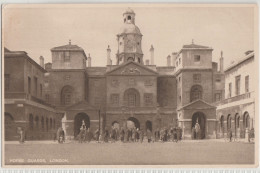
[{"xmin": 4, "ymin": 140, "xmax": 255, "ymax": 165}]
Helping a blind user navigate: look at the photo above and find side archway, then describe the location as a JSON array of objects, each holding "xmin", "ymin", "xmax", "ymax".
[
  {"xmin": 4, "ymin": 112, "xmax": 16, "ymax": 141},
  {"xmin": 74, "ymin": 112, "xmax": 90, "ymax": 137},
  {"xmin": 191, "ymin": 112, "xmax": 206, "ymax": 139}
]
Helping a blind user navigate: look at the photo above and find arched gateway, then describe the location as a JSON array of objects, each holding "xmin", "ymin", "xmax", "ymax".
[
  {"xmin": 192, "ymin": 112, "xmax": 206, "ymax": 139},
  {"xmin": 74, "ymin": 113, "xmax": 90, "ymax": 137},
  {"xmin": 127, "ymin": 117, "xmax": 140, "ymax": 129}
]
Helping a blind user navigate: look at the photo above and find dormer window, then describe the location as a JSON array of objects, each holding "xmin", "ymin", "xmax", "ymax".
[
  {"xmin": 194, "ymin": 55, "xmax": 200, "ymax": 62},
  {"xmin": 64, "ymin": 51, "xmax": 70, "ymax": 62}
]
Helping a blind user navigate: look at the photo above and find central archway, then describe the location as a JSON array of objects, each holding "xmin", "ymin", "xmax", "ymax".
[
  {"xmin": 127, "ymin": 117, "xmax": 140, "ymax": 129},
  {"xmin": 74, "ymin": 113, "xmax": 90, "ymax": 137},
  {"xmin": 192, "ymin": 112, "xmax": 206, "ymax": 139}
]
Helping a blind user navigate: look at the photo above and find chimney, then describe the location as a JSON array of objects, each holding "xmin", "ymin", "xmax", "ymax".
[
  {"xmin": 107, "ymin": 45, "xmax": 111, "ymax": 65},
  {"xmin": 219, "ymin": 51, "xmax": 224, "ymax": 73},
  {"xmin": 149, "ymin": 45, "xmax": 154, "ymax": 65},
  {"xmin": 167, "ymin": 55, "xmax": 171, "ymax": 66},
  {"xmin": 88, "ymin": 54, "xmax": 91, "ymax": 67},
  {"xmin": 39, "ymin": 56, "xmax": 44, "ymax": 68},
  {"xmin": 145, "ymin": 59, "xmax": 150, "ymax": 65},
  {"xmin": 172, "ymin": 52, "xmax": 178, "ymax": 67}
]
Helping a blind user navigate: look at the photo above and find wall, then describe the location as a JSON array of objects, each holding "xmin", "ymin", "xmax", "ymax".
[
  {"xmin": 4, "ymin": 57, "xmax": 25, "ymax": 92},
  {"xmin": 45, "ymin": 70, "xmax": 86, "ymax": 106},
  {"xmin": 52, "ymin": 51, "xmax": 86, "ymax": 69}
]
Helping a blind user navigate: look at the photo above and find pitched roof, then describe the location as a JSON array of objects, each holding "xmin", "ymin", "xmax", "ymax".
[
  {"xmin": 178, "ymin": 99, "xmax": 216, "ymax": 111},
  {"xmin": 225, "ymin": 51, "xmax": 254, "ymax": 72},
  {"xmin": 51, "ymin": 44, "xmax": 84, "ymax": 51},
  {"xmin": 182, "ymin": 43, "xmax": 210, "ymax": 49},
  {"xmin": 106, "ymin": 61, "xmax": 158, "ymax": 75}
]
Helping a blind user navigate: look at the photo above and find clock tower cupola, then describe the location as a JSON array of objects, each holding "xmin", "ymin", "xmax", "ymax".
[{"xmin": 116, "ymin": 8, "xmax": 143, "ymax": 65}]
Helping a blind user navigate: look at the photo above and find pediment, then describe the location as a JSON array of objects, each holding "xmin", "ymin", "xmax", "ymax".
[
  {"xmin": 65, "ymin": 100, "xmax": 97, "ymax": 111},
  {"xmin": 180, "ymin": 100, "xmax": 216, "ymax": 110},
  {"xmin": 106, "ymin": 61, "xmax": 158, "ymax": 76}
]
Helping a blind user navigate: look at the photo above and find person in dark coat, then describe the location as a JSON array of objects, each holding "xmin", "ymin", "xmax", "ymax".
[
  {"xmin": 60, "ymin": 128, "xmax": 65, "ymax": 143},
  {"xmin": 139, "ymin": 129, "xmax": 144, "ymax": 143},
  {"xmin": 173, "ymin": 128, "xmax": 178, "ymax": 142},
  {"xmin": 147, "ymin": 129, "xmax": 152, "ymax": 143},
  {"xmin": 111, "ymin": 127, "xmax": 116, "ymax": 143},
  {"xmin": 120, "ymin": 127, "xmax": 125, "ymax": 142}
]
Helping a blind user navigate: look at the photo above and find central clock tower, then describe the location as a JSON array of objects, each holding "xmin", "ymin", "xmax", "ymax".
[{"xmin": 116, "ymin": 8, "xmax": 143, "ymax": 65}]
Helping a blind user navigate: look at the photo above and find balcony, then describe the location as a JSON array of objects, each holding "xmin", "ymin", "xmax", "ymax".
[
  {"xmin": 214, "ymin": 91, "xmax": 254, "ymax": 106},
  {"xmin": 5, "ymin": 92, "xmax": 55, "ymax": 108}
]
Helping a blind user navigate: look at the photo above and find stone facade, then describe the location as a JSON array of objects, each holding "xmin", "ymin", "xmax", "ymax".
[
  {"xmin": 216, "ymin": 51, "xmax": 255, "ymax": 139},
  {"xmin": 4, "ymin": 8, "xmax": 228, "ymax": 141},
  {"xmin": 4, "ymin": 48, "xmax": 63, "ymax": 141}
]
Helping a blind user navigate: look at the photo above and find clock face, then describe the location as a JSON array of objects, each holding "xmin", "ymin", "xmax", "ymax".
[{"xmin": 126, "ymin": 39, "xmax": 135, "ymax": 51}]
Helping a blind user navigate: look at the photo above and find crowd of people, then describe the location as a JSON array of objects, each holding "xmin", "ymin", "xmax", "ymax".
[{"xmin": 75, "ymin": 125, "xmax": 183, "ymax": 143}]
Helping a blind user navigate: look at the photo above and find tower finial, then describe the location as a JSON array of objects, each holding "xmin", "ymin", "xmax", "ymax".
[
  {"xmin": 221, "ymin": 50, "xmax": 223, "ymax": 57},
  {"xmin": 69, "ymin": 39, "xmax": 71, "ymax": 45}
]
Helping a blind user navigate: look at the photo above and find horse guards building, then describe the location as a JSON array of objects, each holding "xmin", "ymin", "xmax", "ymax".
[{"xmin": 4, "ymin": 8, "xmax": 255, "ymax": 141}]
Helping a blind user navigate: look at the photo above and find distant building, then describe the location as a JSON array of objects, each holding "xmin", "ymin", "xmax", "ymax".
[
  {"xmin": 4, "ymin": 8, "xmax": 225, "ymax": 140},
  {"xmin": 216, "ymin": 51, "xmax": 255, "ymax": 139}
]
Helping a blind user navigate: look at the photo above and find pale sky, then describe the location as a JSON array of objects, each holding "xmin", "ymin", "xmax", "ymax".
[{"xmin": 3, "ymin": 4, "xmax": 255, "ymax": 68}]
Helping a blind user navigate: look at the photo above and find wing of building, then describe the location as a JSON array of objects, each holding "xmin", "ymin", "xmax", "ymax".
[{"xmin": 4, "ymin": 8, "xmax": 254, "ymax": 141}]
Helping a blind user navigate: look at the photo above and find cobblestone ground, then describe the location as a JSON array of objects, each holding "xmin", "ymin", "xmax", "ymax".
[{"xmin": 4, "ymin": 140, "xmax": 255, "ymax": 165}]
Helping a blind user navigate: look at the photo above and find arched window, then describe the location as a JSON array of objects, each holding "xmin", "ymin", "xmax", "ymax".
[
  {"xmin": 61, "ymin": 85, "xmax": 73, "ymax": 105},
  {"xmin": 243, "ymin": 112, "xmax": 250, "ymax": 129},
  {"xmin": 35, "ymin": 116, "xmax": 39, "ymax": 129},
  {"xmin": 220, "ymin": 115, "xmax": 224, "ymax": 128},
  {"xmin": 190, "ymin": 85, "xmax": 203, "ymax": 102},
  {"xmin": 227, "ymin": 114, "xmax": 231, "ymax": 130},
  {"xmin": 50, "ymin": 118, "xmax": 53, "ymax": 130},
  {"xmin": 41, "ymin": 116, "xmax": 44, "ymax": 130},
  {"xmin": 46, "ymin": 117, "xmax": 49, "ymax": 132},
  {"xmin": 54, "ymin": 119, "xmax": 56, "ymax": 129},
  {"xmin": 29, "ymin": 114, "xmax": 33, "ymax": 130},
  {"xmin": 128, "ymin": 16, "xmax": 131, "ymax": 20}
]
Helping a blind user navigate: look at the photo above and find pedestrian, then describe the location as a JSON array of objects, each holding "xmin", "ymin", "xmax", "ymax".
[
  {"xmin": 147, "ymin": 129, "xmax": 152, "ymax": 143},
  {"xmin": 18, "ymin": 127, "xmax": 25, "ymax": 144},
  {"xmin": 60, "ymin": 127, "xmax": 65, "ymax": 143},
  {"xmin": 139, "ymin": 129, "xmax": 144, "ymax": 143},
  {"xmin": 154, "ymin": 128, "xmax": 160, "ymax": 142},
  {"xmin": 111, "ymin": 127, "xmax": 116, "ymax": 143},
  {"xmin": 120, "ymin": 127, "xmax": 125, "ymax": 142},
  {"xmin": 132, "ymin": 127, "xmax": 136, "ymax": 142},
  {"xmin": 94, "ymin": 129, "xmax": 99, "ymax": 141},
  {"xmin": 173, "ymin": 128, "xmax": 178, "ymax": 142}
]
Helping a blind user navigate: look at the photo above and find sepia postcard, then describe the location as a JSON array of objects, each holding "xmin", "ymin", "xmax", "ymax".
[{"xmin": 2, "ymin": 4, "xmax": 259, "ymax": 167}]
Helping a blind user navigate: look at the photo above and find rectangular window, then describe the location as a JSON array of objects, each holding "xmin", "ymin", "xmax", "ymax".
[
  {"xmin": 128, "ymin": 94, "xmax": 136, "ymax": 107},
  {"xmin": 111, "ymin": 94, "xmax": 119, "ymax": 106},
  {"xmin": 194, "ymin": 55, "xmax": 200, "ymax": 62},
  {"xmin": 193, "ymin": 74, "xmax": 201, "ymax": 83},
  {"xmin": 65, "ymin": 94, "xmax": 71, "ymax": 105},
  {"xmin": 28, "ymin": 77, "xmax": 31, "ymax": 94},
  {"xmin": 45, "ymin": 94, "xmax": 49, "ymax": 102},
  {"xmin": 64, "ymin": 51, "xmax": 70, "ymax": 62},
  {"xmin": 228, "ymin": 82, "xmax": 232, "ymax": 98},
  {"xmin": 40, "ymin": 84, "xmax": 43, "ymax": 97},
  {"xmin": 144, "ymin": 93, "xmax": 153, "ymax": 106},
  {"xmin": 5, "ymin": 74, "xmax": 10, "ymax": 91},
  {"xmin": 235, "ymin": 75, "xmax": 241, "ymax": 95},
  {"xmin": 215, "ymin": 93, "xmax": 221, "ymax": 101},
  {"xmin": 34, "ymin": 77, "xmax": 38, "ymax": 96},
  {"xmin": 245, "ymin": 75, "xmax": 249, "ymax": 92}
]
